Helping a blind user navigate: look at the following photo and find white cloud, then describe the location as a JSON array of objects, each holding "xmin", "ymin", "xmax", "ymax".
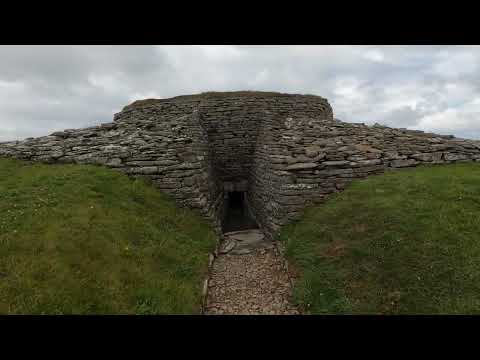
[
  {"xmin": 430, "ymin": 50, "xmax": 478, "ymax": 79},
  {"xmin": 363, "ymin": 49, "xmax": 385, "ymax": 63},
  {"xmin": 249, "ymin": 68, "xmax": 270, "ymax": 87},
  {"xmin": 417, "ymin": 97, "xmax": 480, "ymax": 138},
  {"xmin": 128, "ymin": 91, "xmax": 163, "ymax": 103},
  {"xmin": 193, "ymin": 45, "xmax": 244, "ymax": 60}
]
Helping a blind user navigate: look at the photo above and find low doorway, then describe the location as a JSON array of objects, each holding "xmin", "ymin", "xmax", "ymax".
[{"xmin": 222, "ymin": 191, "xmax": 258, "ymax": 233}]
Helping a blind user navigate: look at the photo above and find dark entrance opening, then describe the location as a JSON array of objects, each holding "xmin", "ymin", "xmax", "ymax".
[{"xmin": 222, "ymin": 191, "xmax": 258, "ymax": 233}]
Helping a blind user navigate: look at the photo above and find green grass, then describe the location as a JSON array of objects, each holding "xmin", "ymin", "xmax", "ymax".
[
  {"xmin": 280, "ymin": 163, "xmax": 480, "ymax": 314},
  {"xmin": 0, "ymin": 158, "xmax": 216, "ymax": 314}
]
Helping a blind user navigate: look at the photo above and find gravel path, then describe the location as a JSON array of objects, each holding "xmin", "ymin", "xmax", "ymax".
[{"xmin": 205, "ymin": 244, "xmax": 300, "ymax": 315}]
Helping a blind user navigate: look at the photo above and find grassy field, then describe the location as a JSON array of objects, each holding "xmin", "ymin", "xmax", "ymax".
[
  {"xmin": 0, "ymin": 158, "xmax": 216, "ymax": 314},
  {"xmin": 280, "ymin": 163, "xmax": 480, "ymax": 314}
]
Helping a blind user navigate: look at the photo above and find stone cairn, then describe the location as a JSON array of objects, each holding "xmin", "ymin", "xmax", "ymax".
[{"xmin": 1, "ymin": 91, "xmax": 480, "ymax": 239}]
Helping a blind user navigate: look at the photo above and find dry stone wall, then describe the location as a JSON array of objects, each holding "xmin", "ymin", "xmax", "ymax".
[
  {"xmin": 1, "ymin": 91, "xmax": 480, "ymax": 238},
  {"xmin": 196, "ymin": 92, "xmax": 332, "ymax": 182},
  {"xmin": 0, "ymin": 103, "xmax": 224, "ymax": 231},
  {"xmin": 248, "ymin": 115, "xmax": 480, "ymax": 238}
]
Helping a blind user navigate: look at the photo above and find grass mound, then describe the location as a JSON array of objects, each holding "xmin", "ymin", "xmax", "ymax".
[
  {"xmin": 280, "ymin": 163, "xmax": 480, "ymax": 314},
  {"xmin": 0, "ymin": 158, "xmax": 216, "ymax": 314}
]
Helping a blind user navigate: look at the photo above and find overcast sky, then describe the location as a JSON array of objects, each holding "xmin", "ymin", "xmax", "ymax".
[{"xmin": 1, "ymin": 45, "xmax": 479, "ymax": 141}]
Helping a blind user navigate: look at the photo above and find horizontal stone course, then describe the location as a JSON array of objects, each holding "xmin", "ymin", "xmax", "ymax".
[{"xmin": 1, "ymin": 91, "xmax": 480, "ymax": 238}]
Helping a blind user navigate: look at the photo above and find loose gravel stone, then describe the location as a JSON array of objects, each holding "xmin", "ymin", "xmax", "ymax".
[{"xmin": 205, "ymin": 246, "xmax": 299, "ymax": 315}]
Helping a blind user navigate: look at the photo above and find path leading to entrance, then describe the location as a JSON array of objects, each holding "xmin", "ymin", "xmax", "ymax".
[{"xmin": 204, "ymin": 230, "xmax": 300, "ymax": 315}]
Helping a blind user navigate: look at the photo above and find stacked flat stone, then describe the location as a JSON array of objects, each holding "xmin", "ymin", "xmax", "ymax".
[{"xmin": 1, "ymin": 91, "xmax": 479, "ymax": 238}]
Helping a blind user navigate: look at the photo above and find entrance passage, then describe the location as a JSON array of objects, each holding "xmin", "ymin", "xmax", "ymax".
[{"xmin": 222, "ymin": 191, "xmax": 258, "ymax": 233}]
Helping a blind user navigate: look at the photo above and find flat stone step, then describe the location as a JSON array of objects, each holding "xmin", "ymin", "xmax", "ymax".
[
  {"xmin": 230, "ymin": 241, "xmax": 274, "ymax": 254},
  {"xmin": 219, "ymin": 238, "xmax": 237, "ymax": 254},
  {"xmin": 220, "ymin": 229, "xmax": 273, "ymax": 255},
  {"xmin": 226, "ymin": 229, "xmax": 264, "ymax": 243},
  {"xmin": 223, "ymin": 229, "xmax": 262, "ymax": 237}
]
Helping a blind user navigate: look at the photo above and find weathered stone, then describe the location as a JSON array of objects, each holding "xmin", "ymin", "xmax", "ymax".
[
  {"xmin": 323, "ymin": 160, "xmax": 350, "ymax": 167},
  {"xmin": 51, "ymin": 150, "xmax": 64, "ymax": 159},
  {"xmin": 285, "ymin": 162, "xmax": 318, "ymax": 171},
  {"xmin": 444, "ymin": 153, "xmax": 469, "ymax": 161},
  {"xmin": 1, "ymin": 90, "xmax": 479, "ymax": 240},
  {"xmin": 357, "ymin": 159, "xmax": 383, "ymax": 166},
  {"xmin": 219, "ymin": 239, "xmax": 237, "ymax": 254},
  {"xmin": 183, "ymin": 176, "xmax": 197, "ymax": 186},
  {"xmin": 411, "ymin": 153, "xmax": 434, "ymax": 162},
  {"xmin": 355, "ymin": 144, "xmax": 383, "ymax": 153},
  {"xmin": 134, "ymin": 166, "xmax": 159, "ymax": 175},
  {"xmin": 51, "ymin": 131, "xmax": 69, "ymax": 138},
  {"xmin": 106, "ymin": 158, "xmax": 122, "ymax": 167},
  {"xmin": 305, "ymin": 145, "xmax": 321, "ymax": 158},
  {"xmin": 228, "ymin": 229, "xmax": 265, "ymax": 244}
]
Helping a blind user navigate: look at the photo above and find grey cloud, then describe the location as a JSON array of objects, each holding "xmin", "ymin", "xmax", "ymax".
[
  {"xmin": 1, "ymin": 45, "xmax": 480, "ymax": 141},
  {"xmin": 377, "ymin": 106, "xmax": 425, "ymax": 128},
  {"xmin": 0, "ymin": 46, "xmax": 91, "ymax": 83}
]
